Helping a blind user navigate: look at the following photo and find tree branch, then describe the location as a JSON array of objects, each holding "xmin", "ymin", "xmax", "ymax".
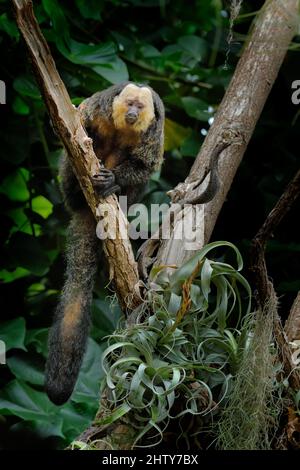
[
  {"xmin": 248, "ymin": 168, "xmax": 300, "ymax": 391},
  {"xmin": 139, "ymin": 0, "xmax": 299, "ymax": 273},
  {"xmin": 195, "ymin": 0, "xmax": 299, "ymax": 244},
  {"xmin": 285, "ymin": 291, "xmax": 300, "ymax": 342},
  {"xmin": 12, "ymin": 0, "xmax": 140, "ymax": 312},
  {"xmin": 249, "ymin": 168, "xmax": 300, "ymax": 307},
  {"xmin": 273, "ymin": 309, "xmax": 300, "ymax": 391}
]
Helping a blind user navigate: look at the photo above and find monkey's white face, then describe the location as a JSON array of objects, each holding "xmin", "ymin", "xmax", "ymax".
[{"xmin": 112, "ymin": 84, "xmax": 155, "ymax": 133}]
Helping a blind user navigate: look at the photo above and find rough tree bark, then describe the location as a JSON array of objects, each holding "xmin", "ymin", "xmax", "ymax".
[
  {"xmin": 249, "ymin": 168, "xmax": 300, "ymax": 391},
  {"xmin": 12, "ymin": 0, "xmax": 141, "ymax": 312},
  {"xmin": 250, "ymin": 168, "xmax": 300, "ymax": 307},
  {"xmin": 140, "ymin": 0, "xmax": 299, "ymax": 271}
]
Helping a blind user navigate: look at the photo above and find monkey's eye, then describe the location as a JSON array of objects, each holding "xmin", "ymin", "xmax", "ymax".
[
  {"xmin": 137, "ymin": 103, "xmax": 144, "ymax": 109},
  {"xmin": 127, "ymin": 100, "xmax": 134, "ymax": 106}
]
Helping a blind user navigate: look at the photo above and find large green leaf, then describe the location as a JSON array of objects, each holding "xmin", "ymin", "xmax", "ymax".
[
  {"xmin": 12, "ymin": 95, "xmax": 30, "ymax": 115},
  {"xmin": 60, "ymin": 404, "xmax": 94, "ymax": 440},
  {"xmin": 59, "ymin": 40, "xmax": 116, "ymax": 65},
  {"xmin": 181, "ymin": 131, "xmax": 202, "ymax": 157},
  {"xmin": 0, "ymin": 379, "xmax": 61, "ymax": 424},
  {"xmin": 7, "ymin": 207, "xmax": 41, "ymax": 236},
  {"xmin": 13, "ymin": 76, "xmax": 41, "ymax": 100},
  {"xmin": 0, "ymin": 317, "xmax": 26, "ymax": 351},
  {"xmin": 0, "ymin": 339, "xmax": 101, "ymax": 439},
  {"xmin": 0, "ymin": 380, "xmax": 63, "ymax": 438},
  {"xmin": 0, "ymin": 168, "xmax": 30, "ymax": 202},
  {"xmin": 0, "ymin": 13, "xmax": 19, "ymax": 39},
  {"xmin": 0, "ymin": 267, "xmax": 30, "ymax": 284},
  {"xmin": 7, "ymin": 354, "xmax": 44, "ymax": 385},
  {"xmin": 8, "ymin": 232, "xmax": 51, "ymax": 276},
  {"xmin": 182, "ymin": 96, "xmax": 212, "ymax": 122},
  {"xmin": 75, "ymin": 0, "xmax": 102, "ymax": 20},
  {"xmin": 56, "ymin": 39, "xmax": 129, "ymax": 84},
  {"xmin": 42, "ymin": 0, "xmax": 70, "ymax": 45},
  {"xmin": 71, "ymin": 338, "xmax": 106, "ymax": 403},
  {"xmin": 31, "ymin": 196, "xmax": 53, "ymax": 219},
  {"xmin": 92, "ymin": 57, "xmax": 129, "ymax": 84},
  {"xmin": 177, "ymin": 35, "xmax": 208, "ymax": 62},
  {"xmin": 25, "ymin": 328, "xmax": 49, "ymax": 357}
]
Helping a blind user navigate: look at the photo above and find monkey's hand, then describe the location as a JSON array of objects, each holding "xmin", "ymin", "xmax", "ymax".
[{"xmin": 92, "ymin": 169, "xmax": 121, "ymax": 198}]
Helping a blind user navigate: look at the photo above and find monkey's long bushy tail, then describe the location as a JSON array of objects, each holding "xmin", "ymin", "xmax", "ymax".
[{"xmin": 45, "ymin": 210, "xmax": 99, "ymax": 405}]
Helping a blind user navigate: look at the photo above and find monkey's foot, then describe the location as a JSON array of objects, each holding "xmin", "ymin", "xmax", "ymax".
[{"xmin": 92, "ymin": 168, "xmax": 115, "ymax": 187}]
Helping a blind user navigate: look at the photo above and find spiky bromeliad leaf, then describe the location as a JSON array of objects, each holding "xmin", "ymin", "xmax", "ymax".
[{"xmin": 98, "ymin": 242, "xmax": 252, "ymax": 446}]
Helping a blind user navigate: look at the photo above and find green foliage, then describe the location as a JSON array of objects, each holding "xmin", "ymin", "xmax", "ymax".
[
  {"xmin": 1, "ymin": 318, "xmax": 26, "ymax": 351},
  {"xmin": 0, "ymin": 304, "xmax": 117, "ymax": 446},
  {"xmin": 0, "ymin": 168, "xmax": 30, "ymax": 202},
  {"xmin": 98, "ymin": 242, "xmax": 251, "ymax": 447},
  {"xmin": 0, "ymin": 12, "xmax": 19, "ymax": 39}
]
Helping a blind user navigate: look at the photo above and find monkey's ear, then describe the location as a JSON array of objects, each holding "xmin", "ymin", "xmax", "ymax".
[{"xmin": 152, "ymin": 91, "xmax": 165, "ymax": 121}]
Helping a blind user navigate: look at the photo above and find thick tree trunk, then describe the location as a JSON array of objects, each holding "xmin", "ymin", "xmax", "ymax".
[
  {"xmin": 249, "ymin": 168, "xmax": 300, "ymax": 390},
  {"xmin": 249, "ymin": 168, "xmax": 300, "ymax": 306},
  {"xmin": 153, "ymin": 0, "xmax": 299, "ymax": 268}
]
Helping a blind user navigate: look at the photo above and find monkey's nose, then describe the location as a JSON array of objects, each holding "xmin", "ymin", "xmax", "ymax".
[{"xmin": 125, "ymin": 111, "xmax": 138, "ymax": 124}]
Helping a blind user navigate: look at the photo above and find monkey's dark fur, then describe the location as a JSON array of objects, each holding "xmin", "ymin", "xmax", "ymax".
[{"xmin": 45, "ymin": 82, "xmax": 165, "ymax": 405}]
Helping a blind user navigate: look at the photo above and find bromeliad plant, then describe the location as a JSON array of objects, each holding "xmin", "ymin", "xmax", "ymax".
[{"xmin": 98, "ymin": 241, "xmax": 252, "ymax": 447}]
